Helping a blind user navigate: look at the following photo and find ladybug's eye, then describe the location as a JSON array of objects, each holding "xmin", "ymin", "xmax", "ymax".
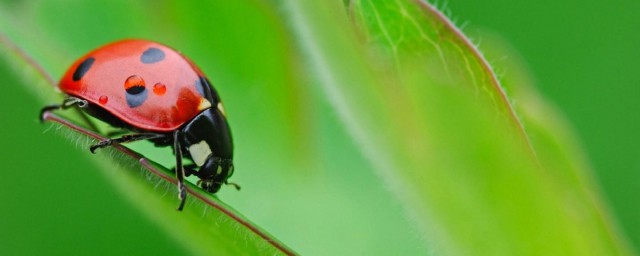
[{"xmin": 124, "ymin": 75, "xmax": 148, "ymax": 108}]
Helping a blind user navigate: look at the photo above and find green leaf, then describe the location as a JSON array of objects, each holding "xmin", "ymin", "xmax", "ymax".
[
  {"xmin": 0, "ymin": 0, "xmax": 634, "ymax": 255},
  {"xmin": 479, "ymin": 32, "xmax": 635, "ymax": 254},
  {"xmin": 285, "ymin": 0, "xmax": 633, "ymax": 255}
]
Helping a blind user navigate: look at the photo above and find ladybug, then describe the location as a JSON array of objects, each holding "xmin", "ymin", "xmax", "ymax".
[{"xmin": 41, "ymin": 39, "xmax": 237, "ymax": 210}]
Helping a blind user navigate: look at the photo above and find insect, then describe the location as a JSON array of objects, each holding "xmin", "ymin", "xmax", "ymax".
[{"xmin": 41, "ymin": 39, "xmax": 237, "ymax": 210}]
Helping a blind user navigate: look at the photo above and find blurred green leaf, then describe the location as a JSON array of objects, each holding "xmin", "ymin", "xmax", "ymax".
[
  {"xmin": 285, "ymin": 0, "xmax": 632, "ymax": 255},
  {"xmin": 0, "ymin": 0, "xmax": 634, "ymax": 255},
  {"xmin": 479, "ymin": 32, "xmax": 635, "ymax": 255}
]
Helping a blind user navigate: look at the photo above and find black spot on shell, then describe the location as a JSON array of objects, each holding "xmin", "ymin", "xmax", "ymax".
[
  {"xmin": 126, "ymin": 88, "xmax": 148, "ymax": 108},
  {"xmin": 126, "ymin": 85, "xmax": 145, "ymax": 95},
  {"xmin": 73, "ymin": 57, "xmax": 95, "ymax": 81},
  {"xmin": 195, "ymin": 76, "xmax": 220, "ymax": 102},
  {"xmin": 194, "ymin": 77, "xmax": 206, "ymax": 97},
  {"xmin": 140, "ymin": 47, "xmax": 165, "ymax": 64}
]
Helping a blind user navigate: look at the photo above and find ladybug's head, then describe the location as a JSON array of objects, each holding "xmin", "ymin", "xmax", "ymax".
[
  {"xmin": 180, "ymin": 107, "xmax": 235, "ymax": 193},
  {"xmin": 198, "ymin": 158, "xmax": 234, "ymax": 193}
]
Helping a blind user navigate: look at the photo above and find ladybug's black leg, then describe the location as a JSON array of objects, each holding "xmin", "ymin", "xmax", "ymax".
[
  {"xmin": 174, "ymin": 164, "xmax": 197, "ymax": 177},
  {"xmin": 105, "ymin": 130, "xmax": 131, "ymax": 138},
  {"xmin": 39, "ymin": 105, "xmax": 62, "ymax": 122},
  {"xmin": 173, "ymin": 130, "xmax": 187, "ymax": 211},
  {"xmin": 89, "ymin": 133, "xmax": 166, "ymax": 153},
  {"xmin": 39, "ymin": 97, "xmax": 88, "ymax": 122}
]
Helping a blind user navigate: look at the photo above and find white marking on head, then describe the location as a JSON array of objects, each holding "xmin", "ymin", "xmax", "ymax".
[
  {"xmin": 198, "ymin": 99, "xmax": 212, "ymax": 111},
  {"xmin": 217, "ymin": 102, "xmax": 226, "ymax": 117},
  {"xmin": 188, "ymin": 140, "xmax": 212, "ymax": 167}
]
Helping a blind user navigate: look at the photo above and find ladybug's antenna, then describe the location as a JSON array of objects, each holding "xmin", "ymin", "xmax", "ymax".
[{"xmin": 225, "ymin": 181, "xmax": 241, "ymax": 191}]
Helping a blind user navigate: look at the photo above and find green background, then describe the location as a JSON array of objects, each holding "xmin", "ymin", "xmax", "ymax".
[
  {"xmin": 0, "ymin": 0, "xmax": 637, "ymax": 255},
  {"xmin": 448, "ymin": 0, "xmax": 640, "ymax": 250}
]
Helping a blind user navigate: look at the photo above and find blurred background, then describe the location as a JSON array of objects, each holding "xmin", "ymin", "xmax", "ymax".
[
  {"xmin": 0, "ymin": 0, "xmax": 638, "ymax": 254},
  {"xmin": 448, "ymin": 0, "xmax": 640, "ymax": 250}
]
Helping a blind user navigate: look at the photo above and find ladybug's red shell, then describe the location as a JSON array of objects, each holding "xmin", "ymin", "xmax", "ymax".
[{"xmin": 60, "ymin": 40, "xmax": 213, "ymax": 132}]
